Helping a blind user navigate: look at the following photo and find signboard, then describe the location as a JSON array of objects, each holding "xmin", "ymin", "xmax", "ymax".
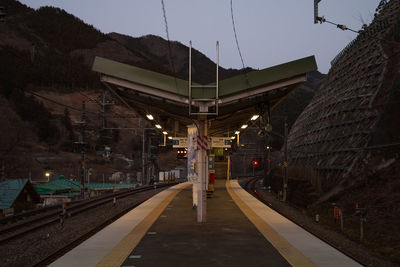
[
  {"xmin": 172, "ymin": 137, "xmax": 188, "ymax": 148},
  {"xmin": 172, "ymin": 137, "xmax": 232, "ymax": 148},
  {"xmin": 211, "ymin": 137, "xmax": 232, "ymax": 148},
  {"xmin": 187, "ymin": 126, "xmax": 198, "ymax": 183},
  {"xmin": 196, "ymin": 136, "xmax": 211, "ymax": 150},
  {"xmin": 208, "ymin": 155, "xmax": 215, "ymax": 174}
]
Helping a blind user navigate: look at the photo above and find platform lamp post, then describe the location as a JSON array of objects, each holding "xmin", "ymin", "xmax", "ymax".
[{"xmin": 45, "ymin": 171, "xmax": 51, "ymax": 182}]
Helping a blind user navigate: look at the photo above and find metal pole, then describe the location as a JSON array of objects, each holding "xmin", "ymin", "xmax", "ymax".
[
  {"xmin": 196, "ymin": 119, "xmax": 207, "ymax": 223},
  {"xmin": 80, "ymin": 101, "xmax": 86, "ymax": 199},
  {"xmin": 216, "ymin": 41, "xmax": 219, "ymax": 114},
  {"xmin": 102, "ymin": 90, "xmax": 105, "ymax": 129},
  {"xmin": 189, "ymin": 41, "xmax": 192, "ymax": 115},
  {"xmin": 360, "ymin": 216, "xmax": 364, "ymax": 241},
  {"xmin": 283, "ymin": 117, "xmax": 288, "ymax": 202},
  {"xmin": 340, "ymin": 208, "xmax": 344, "ymax": 232},
  {"xmin": 1, "ymin": 161, "xmax": 5, "ymax": 180},
  {"xmin": 142, "ymin": 127, "xmax": 145, "ymax": 186},
  {"xmin": 87, "ymin": 169, "xmax": 90, "ymax": 199},
  {"xmin": 147, "ymin": 135, "xmax": 151, "ymax": 185}
]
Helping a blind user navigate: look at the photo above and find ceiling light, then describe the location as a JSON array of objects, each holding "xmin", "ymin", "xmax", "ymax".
[
  {"xmin": 146, "ymin": 114, "xmax": 154, "ymax": 120},
  {"xmin": 155, "ymin": 124, "xmax": 162, "ymax": 129},
  {"xmin": 251, "ymin": 115, "xmax": 259, "ymax": 121},
  {"xmin": 231, "ymin": 136, "xmax": 235, "ymax": 139},
  {"xmin": 162, "ymin": 131, "xmax": 168, "ymax": 135},
  {"xmin": 235, "ymin": 131, "xmax": 240, "ymax": 135},
  {"xmin": 241, "ymin": 124, "xmax": 248, "ymax": 129},
  {"xmin": 168, "ymin": 136, "xmax": 172, "ymax": 140}
]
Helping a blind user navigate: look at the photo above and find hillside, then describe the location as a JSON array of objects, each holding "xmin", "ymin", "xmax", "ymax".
[
  {"xmin": 281, "ymin": 1, "xmax": 400, "ymax": 263},
  {"xmin": 0, "ymin": 0, "xmax": 324, "ymax": 182}
]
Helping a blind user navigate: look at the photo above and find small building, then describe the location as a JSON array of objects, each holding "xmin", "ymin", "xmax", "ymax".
[
  {"xmin": 33, "ymin": 175, "xmax": 137, "ymax": 205},
  {"xmin": 33, "ymin": 175, "xmax": 81, "ymax": 205},
  {"xmin": 0, "ymin": 179, "xmax": 41, "ymax": 218}
]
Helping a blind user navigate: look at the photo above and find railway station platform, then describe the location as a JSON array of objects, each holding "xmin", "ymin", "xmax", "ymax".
[{"xmin": 49, "ymin": 180, "xmax": 361, "ymax": 267}]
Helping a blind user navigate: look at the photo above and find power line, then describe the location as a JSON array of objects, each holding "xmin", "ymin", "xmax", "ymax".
[
  {"xmin": 317, "ymin": 16, "xmax": 359, "ymax": 33},
  {"xmin": 26, "ymin": 90, "xmax": 86, "ymax": 113},
  {"xmin": 230, "ymin": 0, "xmax": 246, "ymax": 70},
  {"xmin": 161, "ymin": 0, "xmax": 178, "ymax": 81},
  {"xmin": 230, "ymin": 0, "xmax": 251, "ymax": 87}
]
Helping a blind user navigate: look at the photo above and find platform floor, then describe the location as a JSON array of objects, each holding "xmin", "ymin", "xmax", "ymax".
[
  {"xmin": 50, "ymin": 180, "xmax": 361, "ymax": 267},
  {"xmin": 119, "ymin": 180, "xmax": 289, "ymax": 267}
]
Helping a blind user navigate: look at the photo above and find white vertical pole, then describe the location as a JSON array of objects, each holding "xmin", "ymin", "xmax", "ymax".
[
  {"xmin": 189, "ymin": 41, "xmax": 192, "ymax": 115},
  {"xmin": 197, "ymin": 120, "xmax": 207, "ymax": 222},
  {"xmin": 187, "ymin": 125, "xmax": 198, "ymax": 209},
  {"xmin": 216, "ymin": 41, "xmax": 219, "ymax": 114}
]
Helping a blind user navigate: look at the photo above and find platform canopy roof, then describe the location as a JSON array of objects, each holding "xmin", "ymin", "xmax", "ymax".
[{"xmin": 92, "ymin": 55, "xmax": 317, "ymax": 137}]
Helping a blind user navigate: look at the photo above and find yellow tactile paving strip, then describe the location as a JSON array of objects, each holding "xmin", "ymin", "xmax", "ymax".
[
  {"xmin": 226, "ymin": 180, "xmax": 315, "ymax": 267},
  {"xmin": 96, "ymin": 183, "xmax": 190, "ymax": 267}
]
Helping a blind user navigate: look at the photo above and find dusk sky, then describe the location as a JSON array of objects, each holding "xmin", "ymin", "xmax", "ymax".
[{"xmin": 19, "ymin": 0, "xmax": 382, "ymax": 74}]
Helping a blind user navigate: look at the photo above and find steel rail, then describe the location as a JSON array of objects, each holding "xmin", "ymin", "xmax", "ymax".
[
  {"xmin": 242, "ymin": 177, "xmax": 366, "ymax": 266},
  {"xmin": 0, "ymin": 183, "xmax": 176, "ymax": 244}
]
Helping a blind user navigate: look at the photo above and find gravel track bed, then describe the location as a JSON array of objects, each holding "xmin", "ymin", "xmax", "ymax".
[
  {"xmin": 239, "ymin": 178, "xmax": 396, "ymax": 267},
  {"xmin": 0, "ymin": 187, "xmax": 168, "ymax": 267}
]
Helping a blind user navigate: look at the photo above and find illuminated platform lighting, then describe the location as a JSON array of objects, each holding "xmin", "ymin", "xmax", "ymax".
[
  {"xmin": 168, "ymin": 136, "xmax": 172, "ymax": 140},
  {"xmin": 162, "ymin": 131, "xmax": 168, "ymax": 135},
  {"xmin": 241, "ymin": 124, "xmax": 248, "ymax": 129},
  {"xmin": 235, "ymin": 131, "xmax": 240, "ymax": 135},
  {"xmin": 155, "ymin": 124, "xmax": 162, "ymax": 129},
  {"xmin": 146, "ymin": 114, "xmax": 154, "ymax": 120},
  {"xmin": 251, "ymin": 115, "xmax": 259, "ymax": 121},
  {"xmin": 231, "ymin": 136, "xmax": 235, "ymax": 139}
]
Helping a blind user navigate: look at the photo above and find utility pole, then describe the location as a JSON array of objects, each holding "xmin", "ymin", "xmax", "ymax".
[
  {"xmin": 75, "ymin": 101, "xmax": 87, "ymax": 199},
  {"xmin": 87, "ymin": 90, "xmax": 115, "ymax": 129},
  {"xmin": 1, "ymin": 160, "xmax": 5, "ymax": 180}
]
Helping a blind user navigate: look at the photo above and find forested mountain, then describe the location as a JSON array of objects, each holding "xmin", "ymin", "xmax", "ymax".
[{"xmin": 0, "ymin": 0, "xmax": 324, "ymax": 179}]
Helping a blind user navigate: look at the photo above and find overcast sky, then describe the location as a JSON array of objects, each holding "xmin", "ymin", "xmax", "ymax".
[{"xmin": 19, "ymin": 0, "xmax": 381, "ymax": 74}]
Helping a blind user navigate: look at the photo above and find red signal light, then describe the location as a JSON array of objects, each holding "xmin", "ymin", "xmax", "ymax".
[{"xmin": 252, "ymin": 160, "xmax": 259, "ymax": 167}]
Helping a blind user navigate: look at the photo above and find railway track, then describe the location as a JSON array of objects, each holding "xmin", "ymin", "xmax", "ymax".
[
  {"xmin": 0, "ymin": 183, "xmax": 176, "ymax": 244},
  {"xmin": 242, "ymin": 176, "xmax": 366, "ymax": 266}
]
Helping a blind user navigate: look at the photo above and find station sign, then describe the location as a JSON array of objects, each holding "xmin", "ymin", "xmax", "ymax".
[
  {"xmin": 172, "ymin": 137, "xmax": 231, "ymax": 148},
  {"xmin": 172, "ymin": 137, "xmax": 188, "ymax": 148},
  {"xmin": 211, "ymin": 137, "xmax": 232, "ymax": 148}
]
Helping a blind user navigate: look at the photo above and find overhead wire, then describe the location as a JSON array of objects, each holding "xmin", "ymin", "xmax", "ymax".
[
  {"xmin": 77, "ymin": 90, "xmax": 136, "ymax": 119},
  {"xmin": 26, "ymin": 90, "xmax": 88, "ymax": 113},
  {"xmin": 161, "ymin": 0, "xmax": 179, "ymax": 90},
  {"xmin": 230, "ymin": 0, "xmax": 251, "ymax": 87},
  {"xmin": 230, "ymin": 0, "xmax": 246, "ymax": 70}
]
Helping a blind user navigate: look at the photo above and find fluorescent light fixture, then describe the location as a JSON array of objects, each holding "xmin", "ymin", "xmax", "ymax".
[
  {"xmin": 241, "ymin": 124, "xmax": 248, "ymax": 129},
  {"xmin": 231, "ymin": 136, "xmax": 235, "ymax": 139},
  {"xmin": 155, "ymin": 124, "xmax": 162, "ymax": 129},
  {"xmin": 146, "ymin": 114, "xmax": 154, "ymax": 120},
  {"xmin": 168, "ymin": 136, "xmax": 172, "ymax": 140},
  {"xmin": 162, "ymin": 131, "xmax": 168, "ymax": 135},
  {"xmin": 251, "ymin": 115, "xmax": 259, "ymax": 121},
  {"xmin": 234, "ymin": 131, "xmax": 240, "ymax": 135}
]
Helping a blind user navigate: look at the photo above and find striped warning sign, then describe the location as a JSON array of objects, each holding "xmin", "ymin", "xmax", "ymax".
[{"xmin": 196, "ymin": 135, "xmax": 211, "ymax": 150}]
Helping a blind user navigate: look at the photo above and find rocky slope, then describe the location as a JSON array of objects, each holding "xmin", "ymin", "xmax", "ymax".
[{"xmin": 0, "ymin": 0, "xmax": 323, "ymax": 182}]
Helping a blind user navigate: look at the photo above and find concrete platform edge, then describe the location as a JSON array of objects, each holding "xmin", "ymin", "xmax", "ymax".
[
  {"xmin": 96, "ymin": 182, "xmax": 190, "ymax": 267},
  {"xmin": 226, "ymin": 179, "xmax": 315, "ymax": 267}
]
